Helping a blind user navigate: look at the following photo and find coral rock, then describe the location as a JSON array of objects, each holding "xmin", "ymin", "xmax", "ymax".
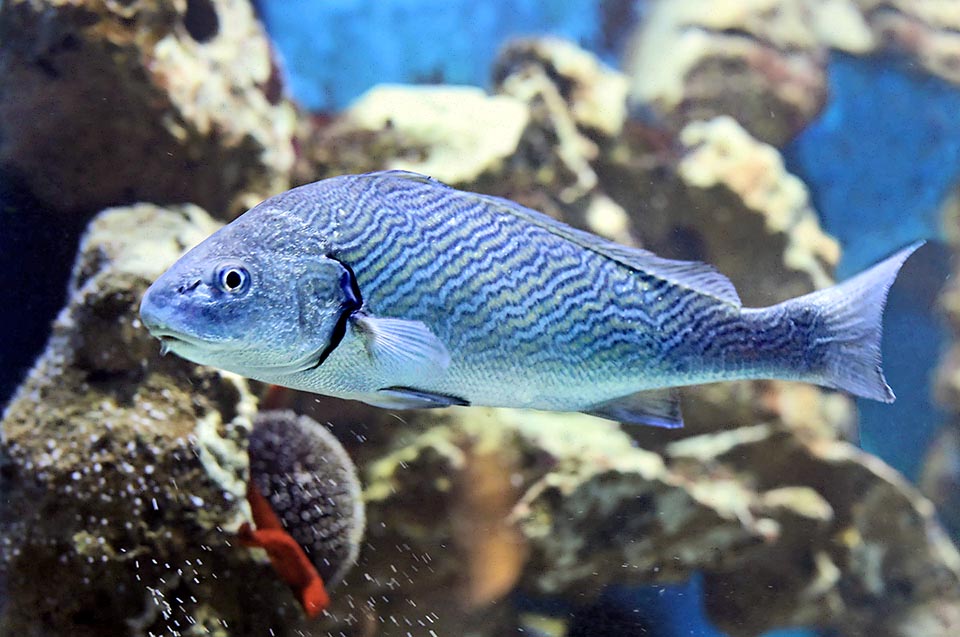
[
  {"xmin": 625, "ymin": 0, "xmax": 960, "ymax": 147},
  {"xmin": 625, "ymin": 0, "xmax": 831, "ymax": 146},
  {"xmin": 861, "ymin": 0, "xmax": 960, "ymax": 87},
  {"xmin": 676, "ymin": 116, "xmax": 840, "ymax": 297},
  {"xmin": 297, "ymin": 85, "xmax": 529, "ymax": 186},
  {"xmin": 603, "ymin": 115, "xmax": 839, "ymax": 310},
  {"xmin": 0, "ymin": 204, "xmax": 307, "ymax": 636},
  {"xmin": 330, "ymin": 408, "xmax": 960, "ymax": 637},
  {"xmin": 493, "ymin": 37, "xmax": 629, "ymax": 141},
  {"xmin": 0, "ymin": 0, "xmax": 296, "ymax": 218}
]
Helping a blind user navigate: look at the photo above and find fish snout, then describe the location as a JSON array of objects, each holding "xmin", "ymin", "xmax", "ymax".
[{"xmin": 139, "ymin": 276, "xmax": 197, "ymax": 337}]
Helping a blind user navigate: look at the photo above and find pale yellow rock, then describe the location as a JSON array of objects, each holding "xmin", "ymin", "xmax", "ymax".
[
  {"xmin": 678, "ymin": 116, "xmax": 840, "ymax": 290},
  {"xmin": 809, "ymin": 0, "xmax": 876, "ymax": 52},
  {"xmin": 627, "ymin": 0, "xmax": 823, "ymax": 109},
  {"xmin": 509, "ymin": 37, "xmax": 628, "ymax": 138},
  {"xmin": 345, "ymin": 85, "xmax": 530, "ymax": 185}
]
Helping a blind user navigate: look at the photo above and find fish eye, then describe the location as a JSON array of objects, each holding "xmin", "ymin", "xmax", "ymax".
[{"xmin": 216, "ymin": 264, "xmax": 251, "ymax": 295}]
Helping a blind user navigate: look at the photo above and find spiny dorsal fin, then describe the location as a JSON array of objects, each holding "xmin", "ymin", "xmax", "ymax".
[{"xmin": 373, "ymin": 171, "xmax": 741, "ymax": 307}]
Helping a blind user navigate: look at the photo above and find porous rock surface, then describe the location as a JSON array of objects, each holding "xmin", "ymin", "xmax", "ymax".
[
  {"xmin": 624, "ymin": 0, "xmax": 833, "ymax": 146},
  {"xmin": 294, "ymin": 85, "xmax": 530, "ymax": 187},
  {"xmin": 306, "ymin": 408, "xmax": 960, "ymax": 637},
  {"xmin": 929, "ymin": 196, "xmax": 960, "ymax": 540},
  {"xmin": 0, "ymin": 0, "xmax": 296, "ymax": 218},
  {"xmin": 633, "ymin": 115, "xmax": 839, "ymax": 306},
  {"xmin": 625, "ymin": 0, "xmax": 960, "ymax": 147},
  {"xmin": 0, "ymin": 205, "xmax": 309, "ymax": 637}
]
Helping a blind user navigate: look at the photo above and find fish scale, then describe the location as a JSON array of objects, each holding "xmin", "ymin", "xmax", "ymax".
[{"xmin": 140, "ymin": 170, "xmax": 922, "ymax": 427}]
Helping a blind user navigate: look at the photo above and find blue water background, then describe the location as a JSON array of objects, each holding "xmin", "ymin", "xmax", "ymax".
[{"xmin": 253, "ymin": 0, "xmax": 631, "ymax": 111}]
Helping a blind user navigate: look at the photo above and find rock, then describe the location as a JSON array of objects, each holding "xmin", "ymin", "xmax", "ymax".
[
  {"xmin": 624, "ymin": 0, "xmax": 960, "ymax": 147},
  {"xmin": 676, "ymin": 116, "xmax": 840, "ymax": 296},
  {"xmin": 602, "ymin": 116, "xmax": 840, "ymax": 308},
  {"xmin": 859, "ymin": 0, "xmax": 960, "ymax": 87},
  {"xmin": 919, "ymin": 425, "xmax": 960, "ymax": 541},
  {"xmin": 624, "ymin": 0, "xmax": 831, "ymax": 146},
  {"xmin": 493, "ymin": 37, "xmax": 629, "ymax": 141},
  {"xmin": 0, "ymin": 204, "xmax": 310, "ymax": 636},
  {"xmin": 0, "ymin": 0, "xmax": 296, "ymax": 218},
  {"xmin": 687, "ymin": 429, "xmax": 960, "ymax": 637},
  {"xmin": 296, "ymin": 40, "xmax": 635, "ymax": 238},
  {"xmin": 323, "ymin": 408, "xmax": 960, "ymax": 637},
  {"xmin": 491, "ymin": 37, "xmax": 629, "ymax": 206},
  {"xmin": 295, "ymin": 85, "xmax": 530, "ymax": 186},
  {"xmin": 931, "ymin": 186, "xmax": 960, "ymax": 540}
]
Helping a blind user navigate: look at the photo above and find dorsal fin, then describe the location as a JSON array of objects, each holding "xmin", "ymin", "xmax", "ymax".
[
  {"xmin": 483, "ymin": 196, "xmax": 742, "ymax": 307},
  {"xmin": 374, "ymin": 171, "xmax": 741, "ymax": 307}
]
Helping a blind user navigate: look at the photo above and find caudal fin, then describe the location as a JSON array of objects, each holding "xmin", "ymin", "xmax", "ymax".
[{"xmin": 796, "ymin": 241, "xmax": 923, "ymax": 402}]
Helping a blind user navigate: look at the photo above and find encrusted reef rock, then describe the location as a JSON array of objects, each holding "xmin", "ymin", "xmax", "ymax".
[
  {"xmin": 491, "ymin": 37, "xmax": 629, "ymax": 206},
  {"xmin": 930, "ymin": 194, "xmax": 960, "ymax": 539},
  {"xmin": 624, "ymin": 0, "xmax": 833, "ymax": 146},
  {"xmin": 294, "ymin": 85, "xmax": 530, "ymax": 186},
  {"xmin": 862, "ymin": 0, "xmax": 960, "ymax": 87},
  {"xmin": 0, "ymin": 205, "xmax": 311, "ymax": 636},
  {"xmin": 295, "ymin": 38, "xmax": 634, "ymax": 238},
  {"xmin": 325, "ymin": 408, "xmax": 960, "ymax": 637},
  {"xmin": 625, "ymin": 0, "xmax": 960, "ymax": 147},
  {"xmin": 0, "ymin": 0, "xmax": 296, "ymax": 218},
  {"xmin": 647, "ymin": 115, "xmax": 839, "ymax": 304}
]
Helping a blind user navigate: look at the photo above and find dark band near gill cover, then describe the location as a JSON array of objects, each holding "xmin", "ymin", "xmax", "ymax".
[{"xmin": 309, "ymin": 256, "xmax": 362, "ymax": 371}]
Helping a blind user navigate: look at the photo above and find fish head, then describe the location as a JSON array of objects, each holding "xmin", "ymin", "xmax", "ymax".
[{"xmin": 139, "ymin": 207, "xmax": 358, "ymax": 379}]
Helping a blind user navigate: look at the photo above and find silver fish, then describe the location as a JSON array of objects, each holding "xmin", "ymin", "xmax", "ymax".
[{"xmin": 139, "ymin": 171, "xmax": 921, "ymax": 428}]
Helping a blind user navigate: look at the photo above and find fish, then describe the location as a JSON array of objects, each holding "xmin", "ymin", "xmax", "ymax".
[{"xmin": 139, "ymin": 171, "xmax": 922, "ymax": 429}]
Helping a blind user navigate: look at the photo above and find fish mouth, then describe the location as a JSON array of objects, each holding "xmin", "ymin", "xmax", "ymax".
[
  {"xmin": 148, "ymin": 328, "xmax": 209, "ymax": 348},
  {"xmin": 146, "ymin": 328, "xmax": 226, "ymax": 357}
]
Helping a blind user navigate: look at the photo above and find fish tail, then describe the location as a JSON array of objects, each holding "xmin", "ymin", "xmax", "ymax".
[{"xmin": 764, "ymin": 241, "xmax": 923, "ymax": 402}]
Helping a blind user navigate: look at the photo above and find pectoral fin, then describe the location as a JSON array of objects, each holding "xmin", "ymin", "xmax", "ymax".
[
  {"xmin": 353, "ymin": 314, "xmax": 451, "ymax": 376},
  {"xmin": 368, "ymin": 386, "xmax": 470, "ymax": 410},
  {"xmin": 583, "ymin": 388, "xmax": 683, "ymax": 429}
]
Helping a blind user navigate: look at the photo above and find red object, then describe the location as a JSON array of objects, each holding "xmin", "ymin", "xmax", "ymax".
[
  {"xmin": 260, "ymin": 384, "xmax": 292, "ymax": 411},
  {"xmin": 238, "ymin": 481, "xmax": 330, "ymax": 617}
]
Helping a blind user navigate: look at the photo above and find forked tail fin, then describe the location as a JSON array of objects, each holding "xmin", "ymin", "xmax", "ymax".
[{"xmin": 788, "ymin": 241, "xmax": 923, "ymax": 402}]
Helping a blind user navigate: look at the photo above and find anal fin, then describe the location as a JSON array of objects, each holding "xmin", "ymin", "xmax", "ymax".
[{"xmin": 583, "ymin": 388, "xmax": 683, "ymax": 429}]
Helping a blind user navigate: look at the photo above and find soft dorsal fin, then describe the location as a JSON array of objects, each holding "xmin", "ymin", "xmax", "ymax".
[
  {"xmin": 484, "ymin": 196, "xmax": 741, "ymax": 307},
  {"xmin": 374, "ymin": 171, "xmax": 741, "ymax": 307}
]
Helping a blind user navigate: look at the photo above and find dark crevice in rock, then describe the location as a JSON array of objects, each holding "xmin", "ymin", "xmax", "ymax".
[{"xmin": 183, "ymin": 0, "xmax": 219, "ymax": 43}]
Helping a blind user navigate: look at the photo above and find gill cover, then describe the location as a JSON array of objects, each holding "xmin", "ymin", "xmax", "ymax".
[{"xmin": 280, "ymin": 257, "xmax": 361, "ymax": 374}]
